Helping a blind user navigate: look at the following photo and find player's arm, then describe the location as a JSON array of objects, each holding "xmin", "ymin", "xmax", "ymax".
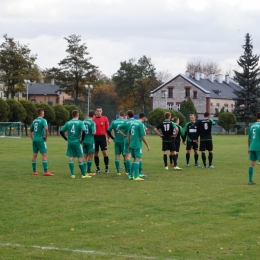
[
  {"xmin": 29, "ymin": 131, "xmax": 33, "ymax": 140},
  {"xmin": 106, "ymin": 129, "xmax": 115, "ymax": 140},
  {"xmin": 153, "ymin": 127, "xmax": 163, "ymax": 138},
  {"xmin": 210, "ymin": 119, "xmax": 216, "ymax": 125},
  {"xmin": 105, "ymin": 117, "xmax": 111, "ymax": 144},
  {"xmin": 179, "ymin": 126, "xmax": 185, "ymax": 142},
  {"xmin": 60, "ymin": 130, "xmax": 67, "ymax": 141},
  {"xmin": 141, "ymin": 136, "xmax": 150, "ymax": 151},
  {"xmin": 182, "ymin": 123, "xmax": 188, "ymax": 144},
  {"xmin": 44, "ymin": 127, "xmax": 48, "ymax": 141},
  {"xmin": 81, "ymin": 130, "xmax": 86, "ymax": 143},
  {"xmin": 116, "ymin": 123, "xmax": 127, "ymax": 137},
  {"xmin": 172, "ymin": 126, "xmax": 179, "ymax": 138},
  {"xmin": 248, "ymin": 138, "xmax": 251, "ymax": 154}
]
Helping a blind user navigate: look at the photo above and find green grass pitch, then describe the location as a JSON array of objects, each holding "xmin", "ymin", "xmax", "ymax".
[{"xmin": 0, "ymin": 135, "xmax": 260, "ymax": 260}]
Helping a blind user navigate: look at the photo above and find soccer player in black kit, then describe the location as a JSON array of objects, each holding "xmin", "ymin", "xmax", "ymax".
[{"xmin": 196, "ymin": 112, "xmax": 216, "ymax": 168}]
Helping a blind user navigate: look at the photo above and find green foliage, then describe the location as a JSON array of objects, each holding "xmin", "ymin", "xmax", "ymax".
[
  {"xmin": 217, "ymin": 112, "xmax": 237, "ymax": 133},
  {"xmin": 53, "ymin": 104, "xmax": 69, "ymax": 126},
  {"xmin": 34, "ymin": 103, "xmax": 55, "ymax": 124},
  {"xmin": 113, "ymin": 56, "xmax": 161, "ymax": 112},
  {"xmin": 180, "ymin": 97, "xmax": 198, "ymax": 118},
  {"xmin": 0, "ymin": 35, "xmax": 37, "ymax": 98},
  {"xmin": 64, "ymin": 104, "xmax": 84, "ymax": 120},
  {"xmin": 148, "ymin": 108, "xmax": 186, "ymax": 127},
  {"xmin": 233, "ymin": 33, "xmax": 260, "ymax": 126},
  {"xmin": 19, "ymin": 100, "xmax": 37, "ymax": 125},
  {"xmin": 237, "ymin": 127, "xmax": 247, "ymax": 135},
  {"xmin": 45, "ymin": 35, "xmax": 97, "ymax": 102},
  {"xmin": 0, "ymin": 98, "xmax": 10, "ymax": 122},
  {"xmin": 6, "ymin": 99, "xmax": 26, "ymax": 122}
]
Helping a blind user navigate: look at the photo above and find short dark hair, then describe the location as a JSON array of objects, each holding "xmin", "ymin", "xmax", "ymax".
[
  {"xmin": 164, "ymin": 112, "xmax": 171, "ymax": 119},
  {"xmin": 127, "ymin": 110, "xmax": 134, "ymax": 118},
  {"xmin": 139, "ymin": 112, "xmax": 146, "ymax": 119},
  {"xmin": 96, "ymin": 106, "xmax": 102, "ymax": 110},
  {"xmin": 72, "ymin": 110, "xmax": 79, "ymax": 118},
  {"xmin": 89, "ymin": 110, "xmax": 95, "ymax": 117},
  {"xmin": 256, "ymin": 112, "xmax": 260, "ymax": 119},
  {"xmin": 173, "ymin": 117, "xmax": 179, "ymax": 123},
  {"xmin": 204, "ymin": 112, "xmax": 210, "ymax": 117},
  {"xmin": 37, "ymin": 108, "xmax": 44, "ymax": 115},
  {"xmin": 119, "ymin": 110, "xmax": 125, "ymax": 117}
]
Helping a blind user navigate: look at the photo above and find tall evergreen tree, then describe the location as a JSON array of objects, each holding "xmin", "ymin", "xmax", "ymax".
[
  {"xmin": 180, "ymin": 97, "xmax": 198, "ymax": 119},
  {"xmin": 233, "ymin": 33, "xmax": 260, "ymax": 126}
]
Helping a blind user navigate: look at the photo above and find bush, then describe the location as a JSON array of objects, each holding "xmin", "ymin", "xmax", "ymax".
[{"xmin": 237, "ymin": 127, "xmax": 249, "ymax": 135}]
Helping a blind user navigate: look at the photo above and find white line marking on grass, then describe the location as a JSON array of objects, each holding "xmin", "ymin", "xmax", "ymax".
[{"xmin": 0, "ymin": 242, "xmax": 179, "ymax": 260}]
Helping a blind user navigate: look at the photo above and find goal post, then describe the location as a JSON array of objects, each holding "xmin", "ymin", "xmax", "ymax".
[{"xmin": 0, "ymin": 122, "xmax": 22, "ymax": 138}]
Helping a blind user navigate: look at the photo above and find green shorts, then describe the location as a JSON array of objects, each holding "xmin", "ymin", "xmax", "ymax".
[
  {"xmin": 66, "ymin": 142, "xmax": 83, "ymax": 158},
  {"xmin": 123, "ymin": 139, "xmax": 130, "ymax": 156},
  {"xmin": 249, "ymin": 151, "xmax": 260, "ymax": 161},
  {"xmin": 114, "ymin": 141, "xmax": 124, "ymax": 155},
  {"xmin": 130, "ymin": 148, "xmax": 142, "ymax": 159},
  {"xmin": 83, "ymin": 143, "xmax": 95, "ymax": 154},
  {"xmin": 32, "ymin": 140, "xmax": 47, "ymax": 154}
]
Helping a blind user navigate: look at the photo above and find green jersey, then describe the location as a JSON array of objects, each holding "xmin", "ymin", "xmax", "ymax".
[
  {"xmin": 30, "ymin": 117, "xmax": 47, "ymax": 141},
  {"xmin": 128, "ymin": 120, "xmax": 146, "ymax": 149},
  {"xmin": 107, "ymin": 118, "xmax": 126, "ymax": 142},
  {"xmin": 248, "ymin": 122, "xmax": 260, "ymax": 151},
  {"xmin": 117, "ymin": 118, "xmax": 135, "ymax": 135},
  {"xmin": 61, "ymin": 119, "xmax": 86, "ymax": 143},
  {"xmin": 83, "ymin": 119, "xmax": 96, "ymax": 144}
]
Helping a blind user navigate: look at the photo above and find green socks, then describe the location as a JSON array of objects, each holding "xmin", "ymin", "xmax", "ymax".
[
  {"xmin": 69, "ymin": 161, "xmax": 75, "ymax": 175},
  {"xmin": 82, "ymin": 161, "xmax": 87, "ymax": 173},
  {"xmin": 42, "ymin": 160, "xmax": 48, "ymax": 173},
  {"xmin": 32, "ymin": 161, "xmax": 36, "ymax": 172},
  {"xmin": 87, "ymin": 160, "xmax": 92, "ymax": 173},
  {"xmin": 249, "ymin": 166, "xmax": 254, "ymax": 182},
  {"xmin": 139, "ymin": 161, "xmax": 143, "ymax": 174},
  {"xmin": 134, "ymin": 162, "xmax": 139, "ymax": 179},
  {"xmin": 125, "ymin": 160, "xmax": 131, "ymax": 174},
  {"xmin": 78, "ymin": 162, "xmax": 85, "ymax": 176},
  {"xmin": 115, "ymin": 159, "xmax": 120, "ymax": 173}
]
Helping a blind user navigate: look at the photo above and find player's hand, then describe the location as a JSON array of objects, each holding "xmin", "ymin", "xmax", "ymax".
[
  {"xmin": 183, "ymin": 141, "xmax": 186, "ymax": 145},
  {"xmin": 147, "ymin": 145, "xmax": 150, "ymax": 151},
  {"xmin": 107, "ymin": 139, "xmax": 111, "ymax": 145},
  {"xmin": 43, "ymin": 137, "xmax": 47, "ymax": 142}
]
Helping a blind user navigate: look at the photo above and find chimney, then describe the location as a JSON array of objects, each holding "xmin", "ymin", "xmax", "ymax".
[
  {"xmin": 225, "ymin": 75, "xmax": 230, "ymax": 84},
  {"xmin": 200, "ymin": 73, "xmax": 205, "ymax": 79},
  {"xmin": 217, "ymin": 74, "xmax": 223, "ymax": 84},
  {"xmin": 208, "ymin": 74, "xmax": 214, "ymax": 83},
  {"xmin": 185, "ymin": 71, "xmax": 190, "ymax": 77},
  {"xmin": 51, "ymin": 79, "xmax": 55, "ymax": 85},
  {"xmin": 195, "ymin": 72, "xmax": 200, "ymax": 81},
  {"xmin": 40, "ymin": 79, "xmax": 44, "ymax": 83}
]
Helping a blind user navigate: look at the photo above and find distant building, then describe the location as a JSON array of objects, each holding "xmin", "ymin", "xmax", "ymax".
[{"xmin": 150, "ymin": 72, "xmax": 241, "ymax": 116}]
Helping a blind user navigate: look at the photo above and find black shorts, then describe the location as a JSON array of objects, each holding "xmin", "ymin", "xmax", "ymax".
[
  {"xmin": 186, "ymin": 141, "xmax": 198, "ymax": 151},
  {"xmin": 94, "ymin": 135, "xmax": 107, "ymax": 152},
  {"xmin": 199, "ymin": 140, "xmax": 213, "ymax": 151},
  {"xmin": 175, "ymin": 139, "xmax": 180, "ymax": 153},
  {"xmin": 162, "ymin": 141, "xmax": 176, "ymax": 152}
]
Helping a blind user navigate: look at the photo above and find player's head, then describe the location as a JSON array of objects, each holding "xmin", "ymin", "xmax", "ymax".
[
  {"xmin": 189, "ymin": 114, "xmax": 196, "ymax": 122},
  {"xmin": 256, "ymin": 112, "xmax": 260, "ymax": 119},
  {"xmin": 173, "ymin": 117, "xmax": 179, "ymax": 124},
  {"xmin": 204, "ymin": 112, "xmax": 210, "ymax": 118},
  {"xmin": 164, "ymin": 112, "xmax": 171, "ymax": 119},
  {"xmin": 119, "ymin": 110, "xmax": 125, "ymax": 118},
  {"xmin": 127, "ymin": 110, "xmax": 134, "ymax": 118},
  {"xmin": 139, "ymin": 112, "xmax": 146, "ymax": 122},
  {"xmin": 72, "ymin": 110, "xmax": 79, "ymax": 118},
  {"xmin": 96, "ymin": 106, "xmax": 102, "ymax": 117},
  {"xmin": 88, "ymin": 110, "xmax": 95, "ymax": 118},
  {"xmin": 37, "ymin": 108, "xmax": 44, "ymax": 117}
]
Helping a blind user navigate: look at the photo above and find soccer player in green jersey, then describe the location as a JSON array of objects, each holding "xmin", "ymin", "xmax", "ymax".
[
  {"xmin": 60, "ymin": 110, "xmax": 90, "ymax": 179},
  {"xmin": 128, "ymin": 112, "xmax": 150, "ymax": 181},
  {"xmin": 197, "ymin": 112, "xmax": 216, "ymax": 168},
  {"xmin": 82, "ymin": 110, "xmax": 96, "ymax": 176},
  {"xmin": 247, "ymin": 112, "xmax": 260, "ymax": 184},
  {"xmin": 29, "ymin": 108, "xmax": 53, "ymax": 176},
  {"xmin": 116, "ymin": 110, "xmax": 136, "ymax": 178},
  {"xmin": 107, "ymin": 111, "xmax": 126, "ymax": 176}
]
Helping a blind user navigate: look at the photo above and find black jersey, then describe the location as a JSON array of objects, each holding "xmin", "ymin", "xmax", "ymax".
[
  {"xmin": 156, "ymin": 120, "xmax": 175, "ymax": 142},
  {"xmin": 184, "ymin": 121, "xmax": 198, "ymax": 142},
  {"xmin": 197, "ymin": 119, "xmax": 216, "ymax": 140}
]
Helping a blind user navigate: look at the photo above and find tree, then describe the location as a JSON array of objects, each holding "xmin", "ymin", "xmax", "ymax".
[
  {"xmin": 233, "ymin": 33, "xmax": 260, "ymax": 126},
  {"xmin": 0, "ymin": 98, "xmax": 10, "ymax": 122},
  {"xmin": 52, "ymin": 104, "xmax": 69, "ymax": 134},
  {"xmin": 113, "ymin": 56, "xmax": 161, "ymax": 113},
  {"xmin": 34, "ymin": 103, "xmax": 55, "ymax": 126},
  {"xmin": 156, "ymin": 70, "xmax": 173, "ymax": 84},
  {"xmin": 19, "ymin": 100, "xmax": 37, "ymax": 136},
  {"xmin": 218, "ymin": 112, "xmax": 237, "ymax": 134},
  {"xmin": 45, "ymin": 35, "xmax": 97, "ymax": 103},
  {"xmin": 64, "ymin": 104, "xmax": 84, "ymax": 120},
  {"xmin": 186, "ymin": 58, "xmax": 222, "ymax": 77},
  {"xmin": 0, "ymin": 35, "xmax": 37, "ymax": 98},
  {"xmin": 147, "ymin": 108, "xmax": 186, "ymax": 127},
  {"xmin": 180, "ymin": 97, "xmax": 198, "ymax": 119},
  {"xmin": 6, "ymin": 99, "xmax": 26, "ymax": 122}
]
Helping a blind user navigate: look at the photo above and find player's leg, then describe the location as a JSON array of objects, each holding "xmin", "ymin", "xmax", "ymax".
[
  {"xmin": 100, "ymin": 135, "xmax": 109, "ymax": 173},
  {"xmin": 248, "ymin": 151, "xmax": 258, "ymax": 184},
  {"xmin": 207, "ymin": 141, "xmax": 214, "ymax": 168},
  {"xmin": 133, "ymin": 154, "xmax": 143, "ymax": 181},
  {"xmin": 174, "ymin": 139, "xmax": 180, "ymax": 167},
  {"xmin": 123, "ymin": 139, "xmax": 131, "ymax": 175},
  {"xmin": 129, "ymin": 149, "xmax": 135, "ymax": 180},
  {"xmin": 76, "ymin": 144, "xmax": 91, "ymax": 178},
  {"xmin": 82, "ymin": 144, "xmax": 88, "ymax": 174},
  {"xmin": 138, "ymin": 159, "xmax": 146, "ymax": 178},
  {"xmin": 32, "ymin": 152, "xmax": 38, "ymax": 175},
  {"xmin": 86, "ymin": 143, "xmax": 95, "ymax": 175},
  {"xmin": 67, "ymin": 143, "xmax": 76, "ymax": 178},
  {"xmin": 39, "ymin": 140, "xmax": 53, "ymax": 176},
  {"xmin": 200, "ymin": 142, "xmax": 206, "ymax": 168},
  {"xmin": 114, "ymin": 142, "xmax": 121, "ymax": 175},
  {"xmin": 186, "ymin": 142, "xmax": 192, "ymax": 166},
  {"xmin": 94, "ymin": 136, "xmax": 100, "ymax": 173},
  {"xmin": 162, "ymin": 142, "xmax": 168, "ymax": 169},
  {"xmin": 193, "ymin": 142, "xmax": 200, "ymax": 166}
]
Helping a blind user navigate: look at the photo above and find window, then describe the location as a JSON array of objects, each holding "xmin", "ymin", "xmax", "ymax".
[
  {"xmin": 167, "ymin": 103, "xmax": 173, "ymax": 110},
  {"xmin": 168, "ymin": 88, "xmax": 173, "ymax": 98},
  {"xmin": 193, "ymin": 91, "xmax": 197, "ymax": 99},
  {"xmin": 177, "ymin": 104, "xmax": 181, "ymax": 111},
  {"xmin": 161, "ymin": 91, "xmax": 166, "ymax": 98},
  {"xmin": 185, "ymin": 88, "xmax": 190, "ymax": 98}
]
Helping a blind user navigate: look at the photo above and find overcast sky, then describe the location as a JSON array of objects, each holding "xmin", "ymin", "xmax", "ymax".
[{"xmin": 1, "ymin": 0, "xmax": 260, "ymax": 78}]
